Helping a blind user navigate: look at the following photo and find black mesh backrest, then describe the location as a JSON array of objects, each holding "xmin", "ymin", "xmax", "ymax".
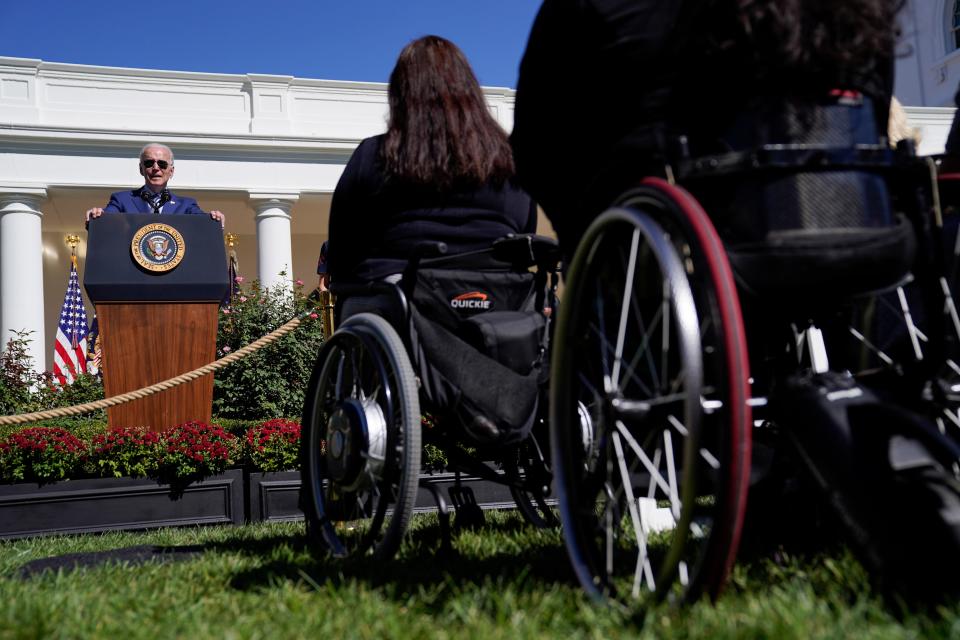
[
  {"xmin": 687, "ymin": 96, "xmax": 913, "ymax": 301},
  {"xmin": 710, "ymin": 97, "xmax": 894, "ymax": 244}
]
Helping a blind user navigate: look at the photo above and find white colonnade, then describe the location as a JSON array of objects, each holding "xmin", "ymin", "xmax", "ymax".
[
  {"xmin": 250, "ymin": 193, "xmax": 299, "ymax": 292},
  {"xmin": 0, "ymin": 188, "xmax": 47, "ymax": 372}
]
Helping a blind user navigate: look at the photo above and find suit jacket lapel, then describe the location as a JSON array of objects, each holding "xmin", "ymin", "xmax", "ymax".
[
  {"xmin": 133, "ymin": 190, "xmax": 150, "ymax": 214},
  {"xmin": 162, "ymin": 191, "xmax": 177, "ymax": 214}
]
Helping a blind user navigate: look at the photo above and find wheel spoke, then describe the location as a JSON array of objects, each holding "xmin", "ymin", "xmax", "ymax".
[
  {"xmin": 612, "ymin": 230, "xmax": 641, "ymax": 388},
  {"xmin": 661, "ymin": 279, "xmax": 672, "ymax": 392},
  {"xmin": 332, "ymin": 349, "xmax": 348, "ymax": 399},
  {"xmin": 663, "ymin": 429, "xmax": 681, "ymax": 520},
  {"xmin": 592, "ymin": 320, "xmax": 656, "ymax": 397},
  {"xmin": 646, "ymin": 447, "xmax": 662, "ymax": 500},
  {"xmin": 615, "ymin": 420, "xmax": 673, "ymax": 498},
  {"xmin": 622, "ymin": 290, "xmax": 665, "ymax": 397},
  {"xmin": 612, "ymin": 431, "xmax": 654, "ymax": 594}
]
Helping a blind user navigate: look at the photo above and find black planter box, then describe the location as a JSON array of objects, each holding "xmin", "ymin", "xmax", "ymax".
[
  {"xmin": 0, "ymin": 470, "xmax": 244, "ymax": 540},
  {"xmin": 247, "ymin": 471, "xmax": 302, "ymax": 523},
  {"xmin": 247, "ymin": 470, "xmax": 523, "ymax": 523},
  {"xmin": 0, "ymin": 468, "xmax": 535, "ymax": 538},
  {"xmin": 416, "ymin": 470, "xmax": 517, "ymax": 512}
]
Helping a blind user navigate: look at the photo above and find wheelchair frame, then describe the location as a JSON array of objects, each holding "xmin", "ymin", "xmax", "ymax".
[
  {"xmin": 548, "ymin": 140, "xmax": 960, "ymax": 606},
  {"xmin": 300, "ymin": 234, "xmax": 563, "ymax": 560}
]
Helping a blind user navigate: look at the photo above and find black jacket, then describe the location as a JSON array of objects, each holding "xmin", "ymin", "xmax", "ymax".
[{"xmin": 328, "ymin": 135, "xmax": 537, "ymax": 282}]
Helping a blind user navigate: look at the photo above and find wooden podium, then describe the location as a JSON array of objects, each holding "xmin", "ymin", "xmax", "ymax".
[{"xmin": 84, "ymin": 214, "xmax": 228, "ymax": 431}]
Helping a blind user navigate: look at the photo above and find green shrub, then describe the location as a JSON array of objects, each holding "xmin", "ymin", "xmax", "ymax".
[
  {"xmin": 211, "ymin": 417, "xmax": 255, "ymax": 438},
  {"xmin": 0, "ymin": 331, "xmax": 45, "ymax": 415},
  {"xmin": 0, "ymin": 329, "xmax": 105, "ymax": 421},
  {"xmin": 34, "ymin": 373, "xmax": 105, "ymax": 418},
  {"xmin": 14, "ymin": 418, "xmax": 109, "ymax": 443},
  {"xmin": 214, "ymin": 276, "xmax": 324, "ymax": 420},
  {"xmin": 89, "ymin": 426, "xmax": 164, "ymax": 478}
]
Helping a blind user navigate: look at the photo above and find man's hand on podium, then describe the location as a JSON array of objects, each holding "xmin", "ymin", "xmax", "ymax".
[{"xmin": 83, "ymin": 207, "xmax": 225, "ymax": 227}]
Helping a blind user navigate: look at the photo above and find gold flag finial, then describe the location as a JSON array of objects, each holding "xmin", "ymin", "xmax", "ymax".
[
  {"xmin": 65, "ymin": 234, "xmax": 80, "ymax": 255},
  {"xmin": 225, "ymin": 233, "xmax": 238, "ymax": 249}
]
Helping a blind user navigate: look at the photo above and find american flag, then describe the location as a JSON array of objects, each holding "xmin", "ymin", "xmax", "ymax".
[{"xmin": 52, "ymin": 256, "xmax": 89, "ymax": 385}]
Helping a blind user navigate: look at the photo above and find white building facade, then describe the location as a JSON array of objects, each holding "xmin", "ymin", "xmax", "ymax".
[
  {"xmin": 0, "ymin": 56, "xmax": 520, "ymax": 373},
  {"xmin": 0, "ymin": 0, "xmax": 959, "ymax": 374}
]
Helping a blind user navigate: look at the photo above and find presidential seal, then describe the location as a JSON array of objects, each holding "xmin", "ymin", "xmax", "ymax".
[{"xmin": 131, "ymin": 223, "xmax": 185, "ymax": 272}]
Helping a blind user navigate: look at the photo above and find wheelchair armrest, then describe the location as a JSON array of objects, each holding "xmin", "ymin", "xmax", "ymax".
[{"xmin": 492, "ymin": 234, "xmax": 562, "ymax": 270}]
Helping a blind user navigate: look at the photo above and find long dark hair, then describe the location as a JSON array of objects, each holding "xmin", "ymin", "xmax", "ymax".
[
  {"xmin": 382, "ymin": 35, "xmax": 515, "ymax": 190},
  {"xmin": 714, "ymin": 0, "xmax": 900, "ymax": 75}
]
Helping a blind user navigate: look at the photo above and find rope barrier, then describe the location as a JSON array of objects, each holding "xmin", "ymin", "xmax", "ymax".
[{"xmin": 0, "ymin": 307, "xmax": 319, "ymax": 427}]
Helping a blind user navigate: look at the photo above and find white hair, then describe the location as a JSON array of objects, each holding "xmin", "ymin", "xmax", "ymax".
[{"xmin": 139, "ymin": 143, "xmax": 175, "ymax": 164}]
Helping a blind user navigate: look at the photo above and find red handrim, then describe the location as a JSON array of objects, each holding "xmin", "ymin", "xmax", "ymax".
[{"xmin": 640, "ymin": 177, "xmax": 753, "ymax": 598}]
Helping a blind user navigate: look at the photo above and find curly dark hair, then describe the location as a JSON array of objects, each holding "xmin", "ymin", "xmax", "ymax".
[
  {"xmin": 716, "ymin": 0, "xmax": 901, "ymax": 74},
  {"xmin": 382, "ymin": 35, "xmax": 515, "ymax": 190}
]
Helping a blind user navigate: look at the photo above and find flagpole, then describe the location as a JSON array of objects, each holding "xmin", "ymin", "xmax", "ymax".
[
  {"xmin": 224, "ymin": 233, "xmax": 239, "ymax": 304},
  {"xmin": 66, "ymin": 234, "xmax": 80, "ymax": 268}
]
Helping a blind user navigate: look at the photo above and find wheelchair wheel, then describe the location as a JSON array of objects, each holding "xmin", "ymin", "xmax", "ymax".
[
  {"xmin": 845, "ymin": 268, "xmax": 960, "ymax": 439},
  {"xmin": 550, "ymin": 179, "xmax": 751, "ymax": 606},
  {"xmin": 301, "ymin": 313, "xmax": 421, "ymax": 560}
]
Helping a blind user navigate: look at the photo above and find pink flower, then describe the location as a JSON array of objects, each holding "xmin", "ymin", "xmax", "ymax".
[
  {"xmin": 239, "ymin": 296, "xmax": 248, "ymax": 303},
  {"xmin": 235, "ymin": 276, "xmax": 244, "ymax": 284},
  {"xmin": 222, "ymin": 309, "xmax": 231, "ymax": 315},
  {"xmin": 222, "ymin": 346, "xmax": 232, "ymax": 353},
  {"xmin": 295, "ymin": 279, "xmax": 304, "ymax": 286},
  {"xmin": 309, "ymin": 313, "xmax": 318, "ymax": 319}
]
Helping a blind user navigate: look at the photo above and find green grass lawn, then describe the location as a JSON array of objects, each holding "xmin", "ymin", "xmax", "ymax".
[{"xmin": 0, "ymin": 511, "xmax": 957, "ymax": 640}]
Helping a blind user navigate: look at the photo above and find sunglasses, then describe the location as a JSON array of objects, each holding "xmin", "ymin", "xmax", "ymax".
[{"xmin": 141, "ymin": 159, "xmax": 170, "ymax": 169}]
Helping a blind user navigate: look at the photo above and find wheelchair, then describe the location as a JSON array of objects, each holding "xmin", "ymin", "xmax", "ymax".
[
  {"xmin": 300, "ymin": 232, "xmax": 562, "ymax": 560},
  {"xmin": 548, "ymin": 96, "xmax": 960, "ymax": 606}
]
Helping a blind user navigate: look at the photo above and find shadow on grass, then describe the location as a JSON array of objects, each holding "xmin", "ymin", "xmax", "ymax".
[
  {"xmin": 216, "ymin": 513, "xmax": 580, "ymax": 607},
  {"xmin": 15, "ymin": 544, "xmax": 208, "ymax": 578}
]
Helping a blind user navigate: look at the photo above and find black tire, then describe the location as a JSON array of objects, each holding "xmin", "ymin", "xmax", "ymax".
[
  {"xmin": 551, "ymin": 181, "xmax": 751, "ymax": 606},
  {"xmin": 510, "ymin": 486, "xmax": 558, "ymax": 528},
  {"xmin": 508, "ymin": 431, "xmax": 559, "ymax": 529},
  {"xmin": 301, "ymin": 313, "xmax": 421, "ymax": 560}
]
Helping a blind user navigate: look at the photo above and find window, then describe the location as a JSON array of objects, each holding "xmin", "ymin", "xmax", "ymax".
[{"xmin": 953, "ymin": 0, "xmax": 960, "ymax": 50}]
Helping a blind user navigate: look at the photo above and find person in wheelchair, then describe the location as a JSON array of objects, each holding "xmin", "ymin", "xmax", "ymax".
[
  {"xmin": 325, "ymin": 35, "xmax": 545, "ymax": 444},
  {"xmin": 508, "ymin": 0, "xmax": 960, "ymax": 607},
  {"xmin": 301, "ymin": 36, "xmax": 559, "ymax": 561},
  {"xmin": 513, "ymin": 0, "xmax": 912, "ymax": 434}
]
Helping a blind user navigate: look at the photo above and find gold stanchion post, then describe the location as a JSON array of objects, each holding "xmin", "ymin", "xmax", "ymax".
[{"xmin": 320, "ymin": 289, "xmax": 335, "ymax": 338}]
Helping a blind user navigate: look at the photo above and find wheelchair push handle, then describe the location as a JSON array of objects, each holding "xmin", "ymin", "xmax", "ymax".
[{"xmin": 493, "ymin": 233, "xmax": 562, "ymax": 270}]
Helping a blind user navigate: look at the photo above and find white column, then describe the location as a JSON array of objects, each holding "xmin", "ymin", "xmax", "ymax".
[
  {"xmin": 0, "ymin": 188, "xmax": 47, "ymax": 374},
  {"xmin": 249, "ymin": 192, "xmax": 299, "ymax": 292}
]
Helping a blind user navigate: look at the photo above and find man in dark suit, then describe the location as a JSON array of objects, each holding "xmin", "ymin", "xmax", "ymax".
[{"xmin": 84, "ymin": 143, "xmax": 226, "ymax": 226}]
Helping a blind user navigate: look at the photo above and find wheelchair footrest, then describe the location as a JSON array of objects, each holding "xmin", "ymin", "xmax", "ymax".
[{"xmin": 448, "ymin": 485, "xmax": 486, "ymax": 530}]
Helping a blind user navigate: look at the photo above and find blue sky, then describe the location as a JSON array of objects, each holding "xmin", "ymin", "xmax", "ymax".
[{"xmin": 0, "ymin": 0, "xmax": 543, "ymax": 88}]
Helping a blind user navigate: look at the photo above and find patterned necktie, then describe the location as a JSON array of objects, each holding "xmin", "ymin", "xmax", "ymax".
[{"xmin": 140, "ymin": 189, "xmax": 170, "ymax": 214}]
